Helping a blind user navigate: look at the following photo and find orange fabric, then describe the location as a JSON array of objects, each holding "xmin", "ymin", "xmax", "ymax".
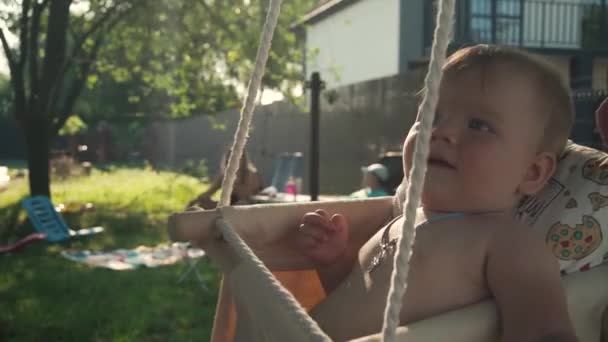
[
  {"xmin": 602, "ymin": 306, "xmax": 608, "ymax": 342},
  {"xmin": 210, "ymin": 270, "xmax": 326, "ymax": 341},
  {"xmin": 274, "ymin": 270, "xmax": 326, "ymax": 311},
  {"xmin": 210, "ymin": 278, "xmax": 237, "ymax": 342}
]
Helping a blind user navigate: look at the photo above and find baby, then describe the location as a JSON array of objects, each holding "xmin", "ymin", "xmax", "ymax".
[{"xmin": 296, "ymin": 45, "xmax": 578, "ymax": 342}]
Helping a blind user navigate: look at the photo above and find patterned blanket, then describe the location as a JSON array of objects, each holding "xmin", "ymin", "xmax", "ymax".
[{"xmin": 61, "ymin": 242, "xmax": 205, "ymax": 270}]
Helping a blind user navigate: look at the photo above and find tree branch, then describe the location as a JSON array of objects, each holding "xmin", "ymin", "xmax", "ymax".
[
  {"xmin": 29, "ymin": 0, "xmax": 46, "ymax": 105},
  {"xmin": 51, "ymin": 37, "xmax": 104, "ymax": 136},
  {"xmin": 17, "ymin": 0, "xmax": 32, "ymax": 78},
  {"xmin": 50, "ymin": 0, "xmax": 144, "ymax": 134},
  {"xmin": 0, "ymin": 29, "xmax": 16, "ymax": 78},
  {"xmin": 71, "ymin": 5, "xmax": 120, "ymax": 57},
  {"xmin": 59, "ymin": 0, "xmax": 144, "ymax": 88},
  {"xmin": 56, "ymin": 36, "xmax": 103, "ymax": 126},
  {"xmin": 14, "ymin": 0, "xmax": 32, "ymax": 118},
  {"xmin": 39, "ymin": 0, "xmax": 71, "ymax": 117},
  {"xmin": 1, "ymin": 28, "xmax": 26, "ymax": 121}
]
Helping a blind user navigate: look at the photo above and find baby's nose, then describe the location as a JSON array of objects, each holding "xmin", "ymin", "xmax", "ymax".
[{"xmin": 431, "ymin": 119, "xmax": 458, "ymax": 144}]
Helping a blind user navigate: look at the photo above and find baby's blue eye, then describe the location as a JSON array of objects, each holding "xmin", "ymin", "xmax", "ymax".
[{"xmin": 468, "ymin": 118, "xmax": 493, "ymax": 132}]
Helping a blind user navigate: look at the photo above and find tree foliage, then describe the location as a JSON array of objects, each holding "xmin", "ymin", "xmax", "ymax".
[
  {"xmin": 0, "ymin": 0, "xmax": 315, "ymax": 196},
  {"xmin": 0, "ymin": 0, "xmax": 144, "ymax": 196},
  {"xmin": 0, "ymin": 74, "xmax": 11, "ymax": 118},
  {"xmin": 77, "ymin": 0, "xmax": 315, "ymax": 122}
]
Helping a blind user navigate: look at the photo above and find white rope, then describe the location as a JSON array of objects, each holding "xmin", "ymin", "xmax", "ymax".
[
  {"xmin": 216, "ymin": 214, "xmax": 330, "ymax": 340},
  {"xmin": 211, "ymin": 0, "xmax": 331, "ymax": 340},
  {"xmin": 382, "ymin": 1, "xmax": 455, "ymax": 341},
  {"xmin": 219, "ymin": 0, "xmax": 281, "ymax": 207}
]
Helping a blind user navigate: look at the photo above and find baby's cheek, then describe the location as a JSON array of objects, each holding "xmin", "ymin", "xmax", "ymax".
[
  {"xmin": 462, "ymin": 153, "xmax": 501, "ymax": 180},
  {"xmin": 467, "ymin": 152, "xmax": 519, "ymax": 189}
]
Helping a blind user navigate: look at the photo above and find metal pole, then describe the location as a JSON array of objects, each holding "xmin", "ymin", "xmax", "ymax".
[
  {"xmin": 307, "ymin": 72, "xmax": 323, "ymax": 201},
  {"xmin": 491, "ymin": 0, "xmax": 497, "ymax": 43},
  {"xmin": 541, "ymin": 1, "xmax": 546, "ymax": 48},
  {"xmin": 519, "ymin": 0, "xmax": 525, "ymax": 46},
  {"xmin": 602, "ymin": 0, "xmax": 607, "ymax": 48}
]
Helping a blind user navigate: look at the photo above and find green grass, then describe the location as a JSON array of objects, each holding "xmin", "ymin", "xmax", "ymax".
[
  {"xmin": 0, "ymin": 167, "xmax": 220, "ymax": 341},
  {"xmin": 0, "ymin": 159, "xmax": 27, "ymax": 171}
]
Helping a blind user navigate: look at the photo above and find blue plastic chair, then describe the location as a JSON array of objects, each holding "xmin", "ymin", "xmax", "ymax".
[
  {"xmin": 22, "ymin": 196, "xmax": 104, "ymax": 242},
  {"xmin": 269, "ymin": 152, "xmax": 304, "ymax": 192}
]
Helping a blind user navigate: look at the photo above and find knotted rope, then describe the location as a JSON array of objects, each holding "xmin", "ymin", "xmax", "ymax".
[
  {"xmin": 213, "ymin": 0, "xmax": 330, "ymax": 339},
  {"xmin": 382, "ymin": 0, "xmax": 455, "ymax": 340}
]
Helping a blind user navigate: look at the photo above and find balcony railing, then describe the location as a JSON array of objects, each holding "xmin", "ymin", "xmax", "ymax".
[{"xmin": 426, "ymin": 0, "xmax": 608, "ymax": 50}]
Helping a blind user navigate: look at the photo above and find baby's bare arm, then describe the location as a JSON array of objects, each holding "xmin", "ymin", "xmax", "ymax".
[
  {"xmin": 315, "ymin": 247, "xmax": 358, "ymax": 293},
  {"xmin": 486, "ymin": 222, "xmax": 577, "ymax": 342}
]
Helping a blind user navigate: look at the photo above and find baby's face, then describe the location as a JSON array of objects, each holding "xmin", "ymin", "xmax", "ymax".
[{"xmin": 404, "ymin": 66, "xmax": 546, "ymax": 212}]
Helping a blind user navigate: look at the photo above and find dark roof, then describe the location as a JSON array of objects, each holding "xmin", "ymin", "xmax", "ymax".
[{"xmin": 297, "ymin": 0, "xmax": 360, "ymax": 27}]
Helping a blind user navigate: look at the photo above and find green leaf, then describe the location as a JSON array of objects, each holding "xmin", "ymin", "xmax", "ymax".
[
  {"xmin": 58, "ymin": 115, "xmax": 88, "ymax": 136},
  {"xmin": 86, "ymin": 74, "xmax": 99, "ymax": 89}
]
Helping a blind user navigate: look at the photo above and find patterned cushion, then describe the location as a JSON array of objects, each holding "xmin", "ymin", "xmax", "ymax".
[{"xmin": 516, "ymin": 141, "xmax": 608, "ymax": 274}]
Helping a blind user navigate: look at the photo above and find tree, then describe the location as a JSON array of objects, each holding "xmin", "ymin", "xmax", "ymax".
[
  {"xmin": 78, "ymin": 0, "xmax": 315, "ymax": 121},
  {"xmin": 0, "ymin": 0, "xmax": 142, "ymax": 197},
  {"xmin": 0, "ymin": 74, "xmax": 11, "ymax": 118},
  {"xmin": 0, "ymin": 0, "xmax": 315, "ymax": 196}
]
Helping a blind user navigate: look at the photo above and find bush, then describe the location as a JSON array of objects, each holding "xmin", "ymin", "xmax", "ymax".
[{"xmin": 180, "ymin": 159, "xmax": 209, "ymax": 179}]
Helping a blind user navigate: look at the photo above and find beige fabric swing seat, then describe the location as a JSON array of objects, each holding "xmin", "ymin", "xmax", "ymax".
[
  {"xmin": 170, "ymin": 197, "xmax": 608, "ymax": 341},
  {"xmin": 168, "ymin": 0, "xmax": 608, "ymax": 339}
]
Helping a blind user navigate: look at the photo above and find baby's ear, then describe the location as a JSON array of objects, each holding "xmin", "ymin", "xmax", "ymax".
[{"xmin": 519, "ymin": 152, "xmax": 556, "ymax": 195}]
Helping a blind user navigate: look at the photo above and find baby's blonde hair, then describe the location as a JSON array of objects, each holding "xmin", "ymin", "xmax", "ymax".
[{"xmin": 442, "ymin": 44, "xmax": 575, "ymax": 154}]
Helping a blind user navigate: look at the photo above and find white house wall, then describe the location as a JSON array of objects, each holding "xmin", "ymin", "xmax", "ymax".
[{"xmin": 305, "ymin": 0, "xmax": 400, "ymax": 89}]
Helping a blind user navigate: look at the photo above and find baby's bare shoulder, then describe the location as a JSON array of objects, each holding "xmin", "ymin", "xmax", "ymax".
[
  {"xmin": 456, "ymin": 213, "xmax": 532, "ymax": 238},
  {"xmin": 477, "ymin": 214, "xmax": 539, "ymax": 246},
  {"xmin": 421, "ymin": 214, "xmax": 534, "ymax": 262},
  {"xmin": 423, "ymin": 213, "xmax": 525, "ymax": 243}
]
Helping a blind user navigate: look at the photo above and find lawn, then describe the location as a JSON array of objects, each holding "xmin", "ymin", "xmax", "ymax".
[{"xmin": 0, "ymin": 166, "xmax": 220, "ymax": 341}]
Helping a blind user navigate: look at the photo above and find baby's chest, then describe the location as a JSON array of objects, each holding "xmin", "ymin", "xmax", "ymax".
[
  {"xmin": 360, "ymin": 221, "xmax": 489, "ymax": 284},
  {"xmin": 354, "ymin": 221, "xmax": 490, "ymax": 322},
  {"xmin": 413, "ymin": 232, "xmax": 486, "ymax": 282}
]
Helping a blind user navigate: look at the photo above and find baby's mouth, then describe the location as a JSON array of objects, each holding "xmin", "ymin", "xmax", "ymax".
[{"xmin": 428, "ymin": 157, "xmax": 456, "ymax": 170}]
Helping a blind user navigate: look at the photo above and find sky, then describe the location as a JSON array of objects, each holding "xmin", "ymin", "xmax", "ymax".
[
  {"xmin": 0, "ymin": 31, "xmax": 12, "ymax": 76},
  {"xmin": 0, "ymin": 2, "xmax": 16, "ymax": 76},
  {"xmin": 0, "ymin": 57, "xmax": 8, "ymax": 76}
]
